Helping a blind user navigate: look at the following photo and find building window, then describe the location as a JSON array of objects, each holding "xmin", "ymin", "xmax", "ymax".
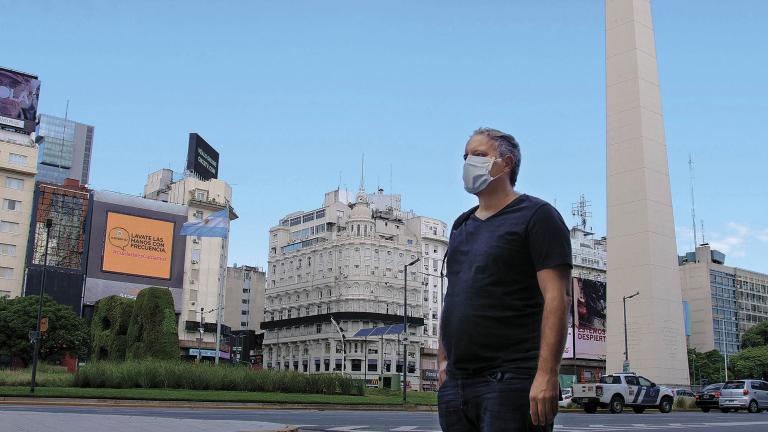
[
  {"xmin": 4, "ymin": 177, "xmax": 24, "ymax": 190},
  {"xmin": 316, "ymin": 209, "xmax": 326, "ymax": 219},
  {"xmin": 195, "ymin": 189, "xmax": 208, "ymax": 201},
  {"xmin": 242, "ymin": 299, "xmax": 249, "ymax": 304},
  {"xmin": 241, "ymin": 310, "xmax": 248, "ymax": 315},
  {"xmin": 241, "ymin": 321, "xmax": 247, "ymax": 327},
  {"xmin": 0, "ymin": 267, "xmax": 12, "ymax": 279},
  {"xmin": 2, "ymin": 199, "xmax": 21, "ymax": 212},
  {"xmin": 316, "ymin": 323, "xmax": 322, "ymax": 334},
  {"xmin": 0, "ymin": 221, "xmax": 19, "ymax": 233},
  {"xmin": 0, "ymin": 243, "xmax": 16, "ymax": 257},
  {"xmin": 8, "ymin": 153, "xmax": 27, "ymax": 166},
  {"xmin": 351, "ymin": 359, "xmax": 362, "ymax": 371}
]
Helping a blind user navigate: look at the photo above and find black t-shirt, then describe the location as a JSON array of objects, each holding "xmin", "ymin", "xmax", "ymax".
[{"xmin": 441, "ymin": 194, "xmax": 572, "ymax": 377}]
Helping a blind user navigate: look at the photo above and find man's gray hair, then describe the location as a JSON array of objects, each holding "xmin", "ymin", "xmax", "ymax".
[{"xmin": 471, "ymin": 127, "xmax": 522, "ymax": 188}]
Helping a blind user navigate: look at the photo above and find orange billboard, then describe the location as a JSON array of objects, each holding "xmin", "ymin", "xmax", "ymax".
[{"xmin": 102, "ymin": 212, "xmax": 175, "ymax": 280}]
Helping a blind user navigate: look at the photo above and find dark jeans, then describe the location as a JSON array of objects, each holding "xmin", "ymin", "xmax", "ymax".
[{"xmin": 438, "ymin": 371, "xmax": 554, "ymax": 432}]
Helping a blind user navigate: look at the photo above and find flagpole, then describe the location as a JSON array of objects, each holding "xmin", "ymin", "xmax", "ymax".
[{"xmin": 215, "ymin": 209, "xmax": 229, "ymax": 365}]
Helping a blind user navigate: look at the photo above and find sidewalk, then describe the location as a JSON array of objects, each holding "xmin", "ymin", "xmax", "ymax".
[
  {"xmin": 0, "ymin": 396, "xmax": 439, "ymax": 412},
  {"xmin": 0, "ymin": 410, "xmax": 297, "ymax": 432}
]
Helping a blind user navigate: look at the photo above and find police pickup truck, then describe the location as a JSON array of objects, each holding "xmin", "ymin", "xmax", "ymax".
[{"xmin": 571, "ymin": 372, "xmax": 675, "ymax": 414}]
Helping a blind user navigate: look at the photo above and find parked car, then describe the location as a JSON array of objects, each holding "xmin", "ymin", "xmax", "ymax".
[
  {"xmin": 559, "ymin": 387, "xmax": 573, "ymax": 408},
  {"xmin": 571, "ymin": 372, "xmax": 675, "ymax": 414},
  {"xmin": 674, "ymin": 389, "xmax": 696, "ymax": 398},
  {"xmin": 695, "ymin": 383, "xmax": 724, "ymax": 412},
  {"xmin": 719, "ymin": 380, "xmax": 768, "ymax": 413}
]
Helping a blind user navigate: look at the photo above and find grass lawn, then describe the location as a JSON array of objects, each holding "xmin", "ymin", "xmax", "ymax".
[
  {"xmin": 0, "ymin": 386, "xmax": 437, "ymax": 406},
  {"xmin": 0, "ymin": 367, "xmax": 74, "ymax": 388}
]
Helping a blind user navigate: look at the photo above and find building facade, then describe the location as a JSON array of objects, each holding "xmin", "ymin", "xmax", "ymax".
[
  {"xmin": 560, "ymin": 225, "xmax": 608, "ymax": 386},
  {"xmin": 225, "ymin": 264, "xmax": 266, "ymax": 332},
  {"xmin": 0, "ymin": 129, "xmax": 37, "ymax": 298},
  {"xmin": 680, "ymin": 244, "xmax": 768, "ymax": 356},
  {"xmin": 36, "ymin": 114, "xmax": 94, "ymax": 185},
  {"xmin": 23, "ymin": 180, "xmax": 91, "ymax": 314},
  {"xmin": 261, "ymin": 186, "xmax": 447, "ymax": 389},
  {"xmin": 144, "ymin": 169, "xmax": 236, "ymax": 358}
]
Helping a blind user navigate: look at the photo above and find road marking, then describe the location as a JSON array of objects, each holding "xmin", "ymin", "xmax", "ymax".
[{"xmin": 327, "ymin": 427, "xmax": 378, "ymax": 432}]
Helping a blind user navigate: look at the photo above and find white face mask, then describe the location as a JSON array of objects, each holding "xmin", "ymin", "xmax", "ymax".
[{"xmin": 463, "ymin": 155, "xmax": 504, "ymax": 194}]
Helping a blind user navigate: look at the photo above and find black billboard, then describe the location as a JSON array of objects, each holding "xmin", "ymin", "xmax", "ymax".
[
  {"xmin": 186, "ymin": 133, "xmax": 219, "ymax": 180},
  {"xmin": 0, "ymin": 67, "xmax": 40, "ymax": 133}
]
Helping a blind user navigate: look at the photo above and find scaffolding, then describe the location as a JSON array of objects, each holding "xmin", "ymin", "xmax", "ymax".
[{"xmin": 31, "ymin": 183, "xmax": 90, "ymax": 270}]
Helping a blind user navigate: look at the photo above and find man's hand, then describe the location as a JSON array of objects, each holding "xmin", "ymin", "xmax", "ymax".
[{"xmin": 529, "ymin": 371, "xmax": 559, "ymax": 426}]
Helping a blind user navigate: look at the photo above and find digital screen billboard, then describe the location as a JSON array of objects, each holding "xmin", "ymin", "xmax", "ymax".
[
  {"xmin": 186, "ymin": 133, "xmax": 219, "ymax": 180},
  {"xmin": 0, "ymin": 67, "xmax": 40, "ymax": 133},
  {"xmin": 101, "ymin": 212, "xmax": 175, "ymax": 280},
  {"xmin": 573, "ymin": 277, "xmax": 607, "ymax": 360}
]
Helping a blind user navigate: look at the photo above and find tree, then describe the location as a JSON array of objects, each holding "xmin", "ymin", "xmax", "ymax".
[
  {"xmin": 126, "ymin": 287, "xmax": 179, "ymax": 360},
  {"xmin": 0, "ymin": 295, "xmax": 89, "ymax": 366},
  {"xmin": 740, "ymin": 321, "xmax": 768, "ymax": 349},
  {"xmin": 91, "ymin": 296, "xmax": 134, "ymax": 361},
  {"xmin": 688, "ymin": 348, "xmax": 728, "ymax": 385},
  {"xmin": 731, "ymin": 346, "xmax": 768, "ymax": 380}
]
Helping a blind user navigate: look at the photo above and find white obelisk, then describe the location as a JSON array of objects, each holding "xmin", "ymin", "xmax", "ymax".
[{"xmin": 605, "ymin": 0, "xmax": 690, "ymax": 385}]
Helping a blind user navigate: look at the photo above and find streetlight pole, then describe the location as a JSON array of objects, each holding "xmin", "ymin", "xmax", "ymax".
[
  {"xmin": 403, "ymin": 257, "xmax": 420, "ymax": 404},
  {"xmin": 622, "ymin": 291, "xmax": 640, "ymax": 371},
  {"xmin": 30, "ymin": 218, "xmax": 53, "ymax": 394},
  {"xmin": 198, "ymin": 307, "xmax": 204, "ymax": 363}
]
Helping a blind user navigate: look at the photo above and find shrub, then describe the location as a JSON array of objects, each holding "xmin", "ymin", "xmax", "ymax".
[
  {"xmin": 126, "ymin": 288, "xmax": 179, "ymax": 360},
  {"xmin": 91, "ymin": 296, "xmax": 134, "ymax": 361},
  {"xmin": 74, "ymin": 360, "xmax": 364, "ymax": 395}
]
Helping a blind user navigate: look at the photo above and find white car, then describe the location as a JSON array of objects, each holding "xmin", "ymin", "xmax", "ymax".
[{"xmin": 571, "ymin": 372, "xmax": 675, "ymax": 414}]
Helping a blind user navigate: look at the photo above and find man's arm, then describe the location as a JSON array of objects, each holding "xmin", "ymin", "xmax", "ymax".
[
  {"xmin": 437, "ymin": 330, "xmax": 448, "ymax": 386},
  {"xmin": 529, "ymin": 265, "xmax": 571, "ymax": 426}
]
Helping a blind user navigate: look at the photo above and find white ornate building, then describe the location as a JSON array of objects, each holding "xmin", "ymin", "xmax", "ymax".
[{"xmin": 262, "ymin": 185, "xmax": 447, "ymax": 389}]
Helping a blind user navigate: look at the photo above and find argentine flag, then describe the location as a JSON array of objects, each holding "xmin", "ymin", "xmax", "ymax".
[{"xmin": 180, "ymin": 208, "xmax": 229, "ymax": 238}]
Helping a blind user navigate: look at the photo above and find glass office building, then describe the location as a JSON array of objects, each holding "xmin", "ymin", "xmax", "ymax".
[{"xmin": 36, "ymin": 114, "xmax": 94, "ymax": 185}]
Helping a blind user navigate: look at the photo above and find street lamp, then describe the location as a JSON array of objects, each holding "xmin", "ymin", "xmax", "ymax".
[
  {"xmin": 197, "ymin": 307, "xmax": 205, "ymax": 363},
  {"xmin": 30, "ymin": 218, "xmax": 53, "ymax": 394},
  {"xmin": 623, "ymin": 291, "xmax": 640, "ymax": 371},
  {"xmin": 403, "ymin": 257, "xmax": 420, "ymax": 404}
]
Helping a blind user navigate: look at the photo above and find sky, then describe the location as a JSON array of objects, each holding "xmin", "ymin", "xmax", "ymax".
[{"xmin": 4, "ymin": 0, "xmax": 768, "ymax": 273}]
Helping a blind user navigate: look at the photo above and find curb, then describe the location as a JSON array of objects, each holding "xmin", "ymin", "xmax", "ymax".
[{"xmin": 0, "ymin": 396, "xmax": 438, "ymax": 412}]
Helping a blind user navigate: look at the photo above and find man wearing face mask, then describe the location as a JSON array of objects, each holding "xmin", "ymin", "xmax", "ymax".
[{"xmin": 438, "ymin": 128, "xmax": 572, "ymax": 432}]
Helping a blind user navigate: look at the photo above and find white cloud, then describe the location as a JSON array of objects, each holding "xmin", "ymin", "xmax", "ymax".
[{"xmin": 707, "ymin": 222, "xmax": 764, "ymax": 258}]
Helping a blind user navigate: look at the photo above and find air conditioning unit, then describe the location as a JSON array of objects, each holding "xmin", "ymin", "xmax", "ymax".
[
  {"xmin": 189, "ymin": 279, "xmax": 196, "ymax": 284},
  {"xmin": 192, "ymin": 238, "xmax": 200, "ymax": 244},
  {"xmin": 191, "ymin": 260, "xmax": 199, "ymax": 265}
]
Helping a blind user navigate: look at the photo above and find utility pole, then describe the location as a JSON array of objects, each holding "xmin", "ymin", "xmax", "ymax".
[
  {"xmin": 30, "ymin": 219, "xmax": 53, "ymax": 394},
  {"xmin": 403, "ymin": 257, "xmax": 420, "ymax": 404}
]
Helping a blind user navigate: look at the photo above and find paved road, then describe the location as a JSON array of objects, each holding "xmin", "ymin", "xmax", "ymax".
[{"xmin": 1, "ymin": 405, "xmax": 768, "ymax": 432}]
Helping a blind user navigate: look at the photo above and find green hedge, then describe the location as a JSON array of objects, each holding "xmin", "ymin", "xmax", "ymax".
[
  {"xmin": 91, "ymin": 296, "xmax": 134, "ymax": 361},
  {"xmin": 73, "ymin": 360, "xmax": 365, "ymax": 395},
  {"xmin": 126, "ymin": 288, "xmax": 179, "ymax": 360}
]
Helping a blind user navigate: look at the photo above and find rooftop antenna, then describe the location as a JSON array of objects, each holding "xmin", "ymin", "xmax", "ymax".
[
  {"xmin": 701, "ymin": 219, "xmax": 706, "ymax": 244},
  {"xmin": 57, "ymin": 99, "xmax": 70, "ymax": 171},
  {"xmin": 689, "ymin": 154, "xmax": 698, "ymax": 247},
  {"xmin": 359, "ymin": 153, "xmax": 365, "ymax": 192},
  {"xmin": 389, "ymin": 163, "xmax": 393, "ymax": 209},
  {"xmin": 571, "ymin": 194, "xmax": 592, "ymax": 231},
  {"xmin": 338, "ymin": 171, "xmax": 342, "ymax": 191}
]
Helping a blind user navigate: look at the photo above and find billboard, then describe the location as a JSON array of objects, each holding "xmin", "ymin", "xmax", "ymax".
[
  {"xmin": 101, "ymin": 212, "xmax": 175, "ymax": 280},
  {"xmin": 573, "ymin": 277, "xmax": 607, "ymax": 360},
  {"xmin": 186, "ymin": 133, "xmax": 219, "ymax": 180},
  {"xmin": 0, "ymin": 67, "xmax": 40, "ymax": 133}
]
